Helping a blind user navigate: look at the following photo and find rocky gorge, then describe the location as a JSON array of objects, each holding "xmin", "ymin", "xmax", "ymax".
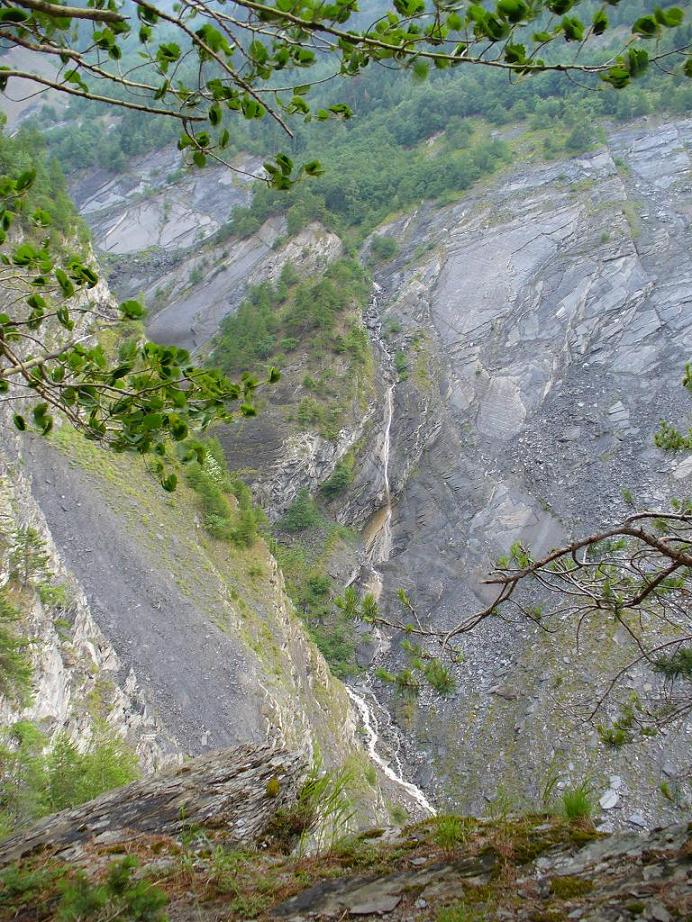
[{"xmin": 1, "ymin": 112, "xmax": 690, "ymax": 867}]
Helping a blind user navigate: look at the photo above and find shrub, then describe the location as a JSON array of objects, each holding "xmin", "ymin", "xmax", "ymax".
[
  {"xmin": 369, "ymin": 235, "xmax": 399, "ymax": 262},
  {"xmin": 279, "ymin": 489, "xmax": 320, "ymax": 532},
  {"xmin": 320, "ymin": 458, "xmax": 354, "ymax": 498},
  {"xmin": 394, "ymin": 351, "xmax": 408, "ymax": 380},
  {"xmin": 185, "ymin": 444, "xmax": 261, "ymax": 547},
  {"xmin": 58, "ymin": 857, "xmax": 167, "ymax": 921},
  {"xmin": 38, "ymin": 582, "xmax": 71, "ymax": 611},
  {"xmin": 186, "ymin": 461, "xmax": 235, "ymax": 541}
]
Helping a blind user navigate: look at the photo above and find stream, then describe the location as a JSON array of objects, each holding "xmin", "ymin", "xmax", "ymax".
[
  {"xmin": 345, "ymin": 685, "xmax": 436, "ymax": 816},
  {"xmin": 346, "ymin": 289, "xmax": 436, "ymax": 817}
]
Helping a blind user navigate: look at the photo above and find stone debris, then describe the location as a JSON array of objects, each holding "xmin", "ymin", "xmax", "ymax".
[{"xmin": 599, "ymin": 789, "xmax": 620, "ymax": 810}]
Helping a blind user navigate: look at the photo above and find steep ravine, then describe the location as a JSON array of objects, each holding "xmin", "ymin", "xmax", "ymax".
[{"xmin": 67, "ymin": 116, "xmax": 692, "ymax": 828}]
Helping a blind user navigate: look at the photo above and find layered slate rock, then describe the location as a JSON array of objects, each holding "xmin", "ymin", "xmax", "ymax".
[
  {"xmin": 0, "ymin": 744, "xmax": 305, "ymax": 865},
  {"xmin": 358, "ymin": 118, "xmax": 692, "ymax": 820},
  {"xmin": 271, "ymin": 823, "xmax": 690, "ymax": 921}
]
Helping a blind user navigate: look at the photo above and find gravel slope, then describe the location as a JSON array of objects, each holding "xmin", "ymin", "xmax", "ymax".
[{"xmin": 24, "ymin": 437, "xmax": 266, "ymax": 756}]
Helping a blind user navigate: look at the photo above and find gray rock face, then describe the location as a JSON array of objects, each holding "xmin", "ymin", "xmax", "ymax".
[
  {"xmin": 0, "ymin": 743, "xmax": 305, "ymax": 865},
  {"xmin": 23, "ymin": 436, "xmax": 267, "ymax": 755},
  {"xmin": 71, "ymin": 146, "xmax": 256, "ymax": 256},
  {"xmin": 364, "ymin": 118, "xmax": 692, "ymax": 819},
  {"xmin": 146, "ymin": 219, "xmax": 343, "ymax": 350}
]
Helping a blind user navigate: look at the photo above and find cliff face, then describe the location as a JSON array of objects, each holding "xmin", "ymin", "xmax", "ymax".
[
  {"xmin": 8, "ymin": 423, "xmax": 393, "ymax": 818},
  {"xmin": 361, "ymin": 118, "xmax": 692, "ymax": 823},
  {"xmin": 0, "ymin": 431, "xmax": 172, "ymax": 772},
  {"xmin": 0, "ymin": 267, "xmax": 395, "ymax": 829}
]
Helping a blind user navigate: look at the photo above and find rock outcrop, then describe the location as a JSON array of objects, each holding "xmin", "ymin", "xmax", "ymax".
[
  {"xmin": 272, "ymin": 822, "xmax": 691, "ymax": 922},
  {"xmin": 1, "ymin": 748, "xmax": 688, "ymax": 922},
  {"xmin": 0, "ymin": 743, "xmax": 304, "ymax": 865}
]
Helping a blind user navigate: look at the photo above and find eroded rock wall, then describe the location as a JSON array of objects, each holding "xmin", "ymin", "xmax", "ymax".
[{"xmin": 363, "ymin": 118, "xmax": 691, "ymax": 824}]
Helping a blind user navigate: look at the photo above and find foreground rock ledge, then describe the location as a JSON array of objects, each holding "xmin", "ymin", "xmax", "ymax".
[{"xmin": 0, "ymin": 743, "xmax": 305, "ymax": 865}]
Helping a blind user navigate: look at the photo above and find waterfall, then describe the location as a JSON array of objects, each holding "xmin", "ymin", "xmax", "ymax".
[
  {"xmin": 345, "ymin": 294, "xmax": 436, "ymax": 816},
  {"xmin": 364, "ymin": 383, "xmax": 395, "ymax": 600}
]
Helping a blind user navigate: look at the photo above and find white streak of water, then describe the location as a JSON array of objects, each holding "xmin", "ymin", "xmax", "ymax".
[{"xmin": 346, "ymin": 685, "xmax": 435, "ymax": 816}]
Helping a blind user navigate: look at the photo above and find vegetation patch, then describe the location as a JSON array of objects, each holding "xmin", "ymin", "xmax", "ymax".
[
  {"xmin": 549, "ymin": 875, "xmax": 594, "ymax": 899},
  {"xmin": 0, "ymin": 721, "xmax": 139, "ymax": 838}
]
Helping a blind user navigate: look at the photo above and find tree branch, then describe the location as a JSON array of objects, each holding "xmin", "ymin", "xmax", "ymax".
[{"xmin": 10, "ymin": 0, "xmax": 125, "ymax": 24}]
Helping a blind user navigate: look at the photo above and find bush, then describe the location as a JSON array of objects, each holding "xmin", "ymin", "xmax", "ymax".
[
  {"xmin": 394, "ymin": 351, "xmax": 408, "ymax": 380},
  {"xmin": 320, "ymin": 458, "xmax": 354, "ymax": 497},
  {"xmin": 58, "ymin": 857, "xmax": 167, "ymax": 921},
  {"xmin": 564, "ymin": 121, "xmax": 596, "ymax": 153},
  {"xmin": 279, "ymin": 489, "xmax": 320, "ymax": 532},
  {"xmin": 369, "ymin": 235, "xmax": 399, "ymax": 262},
  {"xmin": 185, "ymin": 443, "xmax": 261, "ymax": 547}
]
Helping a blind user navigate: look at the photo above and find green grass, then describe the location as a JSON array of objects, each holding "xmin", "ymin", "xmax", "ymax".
[
  {"xmin": 433, "ymin": 815, "xmax": 469, "ymax": 852},
  {"xmin": 560, "ymin": 783, "xmax": 593, "ymax": 823}
]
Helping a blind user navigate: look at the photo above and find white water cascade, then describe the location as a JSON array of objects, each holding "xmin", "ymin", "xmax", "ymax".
[
  {"xmin": 364, "ymin": 383, "xmax": 395, "ymax": 601},
  {"xmin": 346, "ymin": 685, "xmax": 436, "ymax": 816}
]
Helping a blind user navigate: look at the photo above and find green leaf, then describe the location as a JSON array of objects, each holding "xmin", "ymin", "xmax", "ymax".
[
  {"xmin": 303, "ymin": 160, "xmax": 324, "ymax": 177},
  {"xmin": 0, "ymin": 7, "xmax": 31, "ymax": 22},
  {"xmin": 208, "ymin": 102, "xmax": 222, "ymax": 126},
  {"xmin": 119, "ymin": 299, "xmax": 146, "ymax": 319},
  {"xmin": 548, "ymin": 0, "xmax": 573, "ymax": 13},
  {"xmin": 497, "ymin": 0, "xmax": 528, "ymax": 24},
  {"xmin": 654, "ymin": 6, "xmax": 684, "ymax": 27},
  {"xmin": 592, "ymin": 9, "xmax": 608, "ymax": 34},
  {"xmin": 13, "ymin": 414, "xmax": 26, "ymax": 431},
  {"xmin": 632, "ymin": 14, "xmax": 659, "ymax": 36},
  {"xmin": 504, "ymin": 43, "xmax": 526, "ymax": 64},
  {"xmin": 627, "ymin": 47, "xmax": 649, "ymax": 78},
  {"xmin": 412, "ymin": 59, "xmax": 429, "ymax": 81},
  {"xmin": 561, "ymin": 16, "xmax": 585, "ymax": 41},
  {"xmin": 155, "ymin": 42, "xmax": 181, "ymax": 72}
]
